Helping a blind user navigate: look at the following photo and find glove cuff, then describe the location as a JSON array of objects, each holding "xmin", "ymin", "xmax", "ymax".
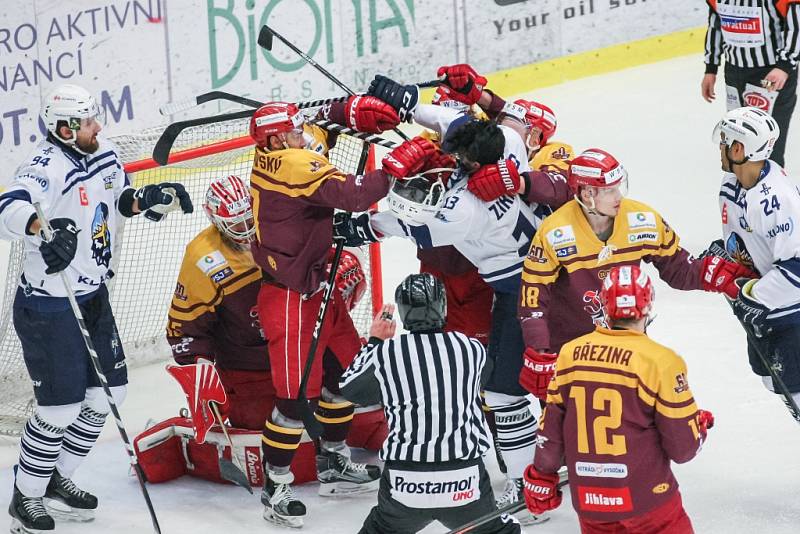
[{"xmin": 741, "ymin": 278, "xmax": 758, "ymax": 299}]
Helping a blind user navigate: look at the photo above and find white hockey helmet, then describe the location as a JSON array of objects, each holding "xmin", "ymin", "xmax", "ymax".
[
  {"xmin": 386, "ymin": 176, "xmax": 446, "ymax": 226},
  {"xmin": 42, "ymin": 84, "xmax": 106, "ymax": 143},
  {"xmin": 203, "ymin": 175, "xmax": 255, "ymax": 245},
  {"xmin": 712, "ymin": 106, "xmax": 780, "ymax": 162}
]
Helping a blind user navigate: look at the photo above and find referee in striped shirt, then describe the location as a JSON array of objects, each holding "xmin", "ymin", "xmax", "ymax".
[
  {"xmin": 340, "ymin": 273, "xmax": 519, "ymax": 534},
  {"xmin": 702, "ymin": 0, "xmax": 800, "ymax": 166}
]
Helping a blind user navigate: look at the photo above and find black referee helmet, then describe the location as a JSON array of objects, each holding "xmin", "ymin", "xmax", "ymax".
[{"xmin": 395, "ymin": 273, "xmax": 447, "ymax": 332}]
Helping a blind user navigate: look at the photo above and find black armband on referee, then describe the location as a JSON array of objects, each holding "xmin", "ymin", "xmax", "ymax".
[
  {"xmin": 367, "ymin": 336, "xmax": 383, "ymax": 346},
  {"xmin": 117, "ymin": 188, "xmax": 137, "ymax": 218}
]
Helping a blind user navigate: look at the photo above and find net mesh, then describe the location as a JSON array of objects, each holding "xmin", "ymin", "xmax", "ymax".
[{"xmin": 0, "ymin": 117, "xmax": 379, "ymax": 435}]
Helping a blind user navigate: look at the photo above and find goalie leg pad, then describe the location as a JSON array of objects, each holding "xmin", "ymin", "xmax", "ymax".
[{"xmin": 133, "ymin": 417, "xmax": 191, "ymax": 484}]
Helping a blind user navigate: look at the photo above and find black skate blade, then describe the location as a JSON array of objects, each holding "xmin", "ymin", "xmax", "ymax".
[{"xmin": 219, "ymin": 457, "xmax": 253, "ymax": 494}]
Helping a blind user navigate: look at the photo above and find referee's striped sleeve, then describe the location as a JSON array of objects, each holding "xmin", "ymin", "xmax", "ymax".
[
  {"xmin": 340, "ymin": 342, "xmax": 380, "ymax": 387},
  {"xmin": 704, "ymin": 6, "xmax": 723, "ymax": 73},
  {"xmin": 779, "ymin": 4, "xmax": 800, "ymax": 70}
]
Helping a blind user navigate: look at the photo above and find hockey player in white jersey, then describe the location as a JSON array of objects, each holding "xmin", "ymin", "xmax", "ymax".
[
  {"xmin": 336, "ymin": 70, "xmax": 555, "ymax": 524},
  {"xmin": 712, "ymin": 106, "xmax": 800, "ymax": 414},
  {"xmin": 0, "ymin": 84, "xmax": 193, "ymax": 533}
]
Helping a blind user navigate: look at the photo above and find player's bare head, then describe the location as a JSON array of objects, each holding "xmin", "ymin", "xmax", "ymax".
[
  {"xmin": 203, "ymin": 175, "xmax": 255, "ymax": 247},
  {"xmin": 441, "ymin": 119, "xmax": 504, "ymax": 175},
  {"xmin": 600, "ymin": 265, "xmax": 654, "ymax": 330},
  {"xmin": 42, "ymin": 84, "xmax": 105, "ymax": 154},
  {"xmin": 713, "ymin": 106, "xmax": 779, "ymax": 176},
  {"xmin": 395, "ymin": 273, "xmax": 447, "ymax": 333},
  {"xmin": 250, "ymin": 102, "xmax": 307, "ymax": 151},
  {"xmin": 568, "ymin": 148, "xmax": 628, "ymax": 218}
]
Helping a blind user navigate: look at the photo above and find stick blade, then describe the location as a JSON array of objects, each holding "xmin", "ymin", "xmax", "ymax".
[
  {"xmin": 257, "ymin": 25, "xmax": 274, "ymax": 51},
  {"xmin": 218, "ymin": 457, "xmax": 253, "ymax": 494}
]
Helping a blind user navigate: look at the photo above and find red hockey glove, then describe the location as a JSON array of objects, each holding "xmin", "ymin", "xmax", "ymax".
[
  {"xmin": 382, "ymin": 136, "xmax": 437, "ymax": 179},
  {"xmin": 421, "ymin": 150, "xmax": 456, "ymax": 185},
  {"xmin": 523, "ymin": 465, "xmax": 563, "ymax": 515},
  {"xmin": 166, "ymin": 363, "xmax": 229, "ymax": 444},
  {"xmin": 520, "ymin": 348, "xmax": 558, "ymax": 401},
  {"xmin": 343, "ymin": 94, "xmax": 400, "ymax": 133},
  {"xmin": 436, "ymin": 64, "xmax": 487, "ymax": 105},
  {"xmin": 467, "ymin": 159, "xmax": 522, "ymax": 201},
  {"xmin": 698, "ymin": 409, "xmax": 714, "ymax": 437},
  {"xmin": 700, "ymin": 255, "xmax": 757, "ymax": 299}
]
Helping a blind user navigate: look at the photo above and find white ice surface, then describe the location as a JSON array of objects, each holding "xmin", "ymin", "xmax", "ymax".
[{"xmin": 2, "ymin": 53, "xmax": 800, "ymax": 533}]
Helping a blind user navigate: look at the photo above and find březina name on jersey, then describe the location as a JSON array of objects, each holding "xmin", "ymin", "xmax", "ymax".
[
  {"xmin": 534, "ymin": 327, "xmax": 703, "ymax": 522},
  {"xmin": 519, "ymin": 198, "xmax": 702, "ymax": 351}
]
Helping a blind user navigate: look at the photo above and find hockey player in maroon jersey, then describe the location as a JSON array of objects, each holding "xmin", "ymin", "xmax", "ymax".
[
  {"xmin": 522, "ymin": 265, "xmax": 714, "ymax": 534},
  {"xmin": 248, "ymin": 100, "xmax": 436, "ymax": 527},
  {"xmin": 517, "ymin": 148, "xmax": 755, "ymax": 401}
]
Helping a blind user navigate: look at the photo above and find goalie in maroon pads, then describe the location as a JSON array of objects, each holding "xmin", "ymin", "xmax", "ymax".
[
  {"xmin": 523, "ymin": 265, "xmax": 714, "ymax": 533},
  {"xmin": 248, "ymin": 101, "xmax": 431, "ymax": 528}
]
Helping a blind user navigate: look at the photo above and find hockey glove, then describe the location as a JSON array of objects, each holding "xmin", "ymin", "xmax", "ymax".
[
  {"xmin": 382, "ymin": 136, "xmax": 437, "ymax": 179},
  {"xmin": 700, "ymin": 255, "xmax": 757, "ymax": 299},
  {"xmin": 467, "ymin": 159, "xmax": 522, "ymax": 201},
  {"xmin": 436, "ymin": 64, "xmax": 488, "ymax": 105},
  {"xmin": 520, "ymin": 348, "xmax": 558, "ymax": 401},
  {"xmin": 523, "ymin": 465, "xmax": 563, "ymax": 515},
  {"xmin": 39, "ymin": 218, "xmax": 80, "ymax": 275},
  {"xmin": 344, "ymin": 95, "xmax": 400, "ymax": 133},
  {"xmin": 420, "ymin": 150, "xmax": 456, "ymax": 185},
  {"xmin": 135, "ymin": 182, "xmax": 194, "ymax": 222},
  {"xmin": 367, "ymin": 75, "xmax": 419, "ymax": 123},
  {"xmin": 166, "ymin": 362, "xmax": 229, "ymax": 444},
  {"xmin": 732, "ymin": 278, "xmax": 769, "ymax": 329},
  {"xmin": 333, "ymin": 212, "xmax": 382, "ymax": 248}
]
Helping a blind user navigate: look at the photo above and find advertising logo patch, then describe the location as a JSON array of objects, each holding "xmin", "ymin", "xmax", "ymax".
[
  {"xmin": 575, "ymin": 462, "xmax": 628, "ymax": 479},
  {"xmin": 578, "ymin": 486, "xmax": 633, "ymax": 513},
  {"xmin": 626, "ymin": 211, "xmax": 656, "ymax": 230},
  {"xmin": 547, "ymin": 225, "xmax": 576, "ymax": 247},
  {"xmin": 555, "ymin": 245, "xmax": 578, "ymax": 258},
  {"xmin": 196, "ymin": 250, "xmax": 227, "ymax": 274},
  {"xmin": 390, "ymin": 465, "xmax": 480, "ymax": 509},
  {"xmin": 628, "ymin": 232, "xmax": 658, "ymax": 243}
]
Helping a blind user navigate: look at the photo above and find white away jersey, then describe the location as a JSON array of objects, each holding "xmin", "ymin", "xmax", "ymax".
[
  {"xmin": 373, "ymin": 105, "xmax": 539, "ymax": 294},
  {"xmin": 719, "ymin": 161, "xmax": 800, "ymax": 324},
  {"xmin": 0, "ymin": 137, "xmax": 133, "ymax": 298}
]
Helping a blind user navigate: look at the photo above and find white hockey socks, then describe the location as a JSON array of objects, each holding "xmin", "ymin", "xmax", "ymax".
[
  {"xmin": 485, "ymin": 393, "xmax": 538, "ymax": 479},
  {"xmin": 16, "ymin": 412, "xmax": 68, "ymax": 498},
  {"xmin": 55, "ymin": 406, "xmax": 107, "ymax": 478}
]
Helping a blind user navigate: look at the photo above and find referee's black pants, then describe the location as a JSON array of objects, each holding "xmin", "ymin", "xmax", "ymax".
[
  {"xmin": 724, "ymin": 63, "xmax": 798, "ymax": 168},
  {"xmin": 358, "ymin": 457, "xmax": 520, "ymax": 534}
]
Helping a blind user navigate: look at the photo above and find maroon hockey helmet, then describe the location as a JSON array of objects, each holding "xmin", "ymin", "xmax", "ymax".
[{"xmin": 600, "ymin": 265, "xmax": 654, "ymax": 321}]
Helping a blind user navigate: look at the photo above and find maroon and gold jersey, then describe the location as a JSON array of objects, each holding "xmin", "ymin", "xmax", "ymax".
[
  {"xmin": 535, "ymin": 327, "xmax": 703, "ymax": 522},
  {"xmin": 167, "ymin": 226, "xmax": 266, "ymax": 370},
  {"xmin": 519, "ymin": 198, "xmax": 703, "ymax": 352},
  {"xmin": 249, "ymin": 124, "xmax": 391, "ymax": 294}
]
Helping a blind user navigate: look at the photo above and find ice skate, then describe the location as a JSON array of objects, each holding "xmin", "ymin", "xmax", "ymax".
[
  {"xmin": 496, "ymin": 478, "xmax": 550, "ymax": 526},
  {"xmin": 42, "ymin": 470, "xmax": 97, "ymax": 522},
  {"xmin": 316, "ymin": 448, "xmax": 380, "ymax": 497},
  {"xmin": 261, "ymin": 470, "xmax": 306, "ymax": 529},
  {"xmin": 8, "ymin": 485, "xmax": 54, "ymax": 534}
]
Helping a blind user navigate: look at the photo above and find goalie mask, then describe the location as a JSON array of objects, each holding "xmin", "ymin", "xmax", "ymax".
[
  {"xmin": 203, "ymin": 175, "xmax": 255, "ymax": 245},
  {"xmin": 386, "ymin": 176, "xmax": 446, "ymax": 226}
]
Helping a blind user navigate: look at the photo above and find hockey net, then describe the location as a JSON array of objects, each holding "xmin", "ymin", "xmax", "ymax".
[{"xmin": 0, "ymin": 117, "xmax": 383, "ymax": 436}]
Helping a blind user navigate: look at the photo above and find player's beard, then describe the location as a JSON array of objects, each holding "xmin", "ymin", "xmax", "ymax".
[{"xmin": 76, "ymin": 135, "xmax": 99, "ymax": 154}]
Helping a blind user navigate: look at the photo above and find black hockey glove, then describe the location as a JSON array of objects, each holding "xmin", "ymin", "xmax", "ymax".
[
  {"xmin": 333, "ymin": 212, "xmax": 381, "ymax": 248},
  {"xmin": 732, "ymin": 278, "xmax": 769, "ymax": 331},
  {"xmin": 700, "ymin": 239, "xmax": 729, "ymax": 260},
  {"xmin": 367, "ymin": 75, "xmax": 419, "ymax": 123},
  {"xmin": 135, "ymin": 182, "xmax": 194, "ymax": 221},
  {"xmin": 39, "ymin": 218, "xmax": 80, "ymax": 275}
]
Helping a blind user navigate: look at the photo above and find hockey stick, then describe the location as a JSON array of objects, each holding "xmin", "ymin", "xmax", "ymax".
[
  {"xmin": 151, "ymin": 110, "xmax": 397, "ymax": 166},
  {"xmin": 159, "ymin": 91, "xmax": 348, "ymax": 116},
  {"xmin": 33, "ymin": 203, "xmax": 161, "ymax": 534},
  {"xmin": 209, "ymin": 402, "xmax": 254, "ymax": 493},
  {"xmin": 258, "ymin": 25, "xmax": 434, "ymax": 142},
  {"xmin": 445, "ymin": 479, "xmax": 569, "ymax": 534},
  {"xmin": 294, "ymin": 143, "xmax": 372, "ymax": 439}
]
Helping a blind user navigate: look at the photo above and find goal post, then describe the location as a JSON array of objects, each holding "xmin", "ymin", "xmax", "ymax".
[{"xmin": 0, "ymin": 119, "xmax": 383, "ymax": 436}]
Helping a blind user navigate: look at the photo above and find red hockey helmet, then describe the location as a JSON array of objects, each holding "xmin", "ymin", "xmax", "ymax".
[
  {"xmin": 203, "ymin": 175, "xmax": 255, "ymax": 245},
  {"xmin": 249, "ymin": 102, "xmax": 304, "ymax": 148},
  {"xmin": 568, "ymin": 148, "xmax": 628, "ymax": 193},
  {"xmin": 431, "ymin": 86, "xmax": 470, "ymax": 114},
  {"xmin": 600, "ymin": 265, "xmax": 654, "ymax": 321},
  {"xmin": 512, "ymin": 99, "xmax": 557, "ymax": 146}
]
